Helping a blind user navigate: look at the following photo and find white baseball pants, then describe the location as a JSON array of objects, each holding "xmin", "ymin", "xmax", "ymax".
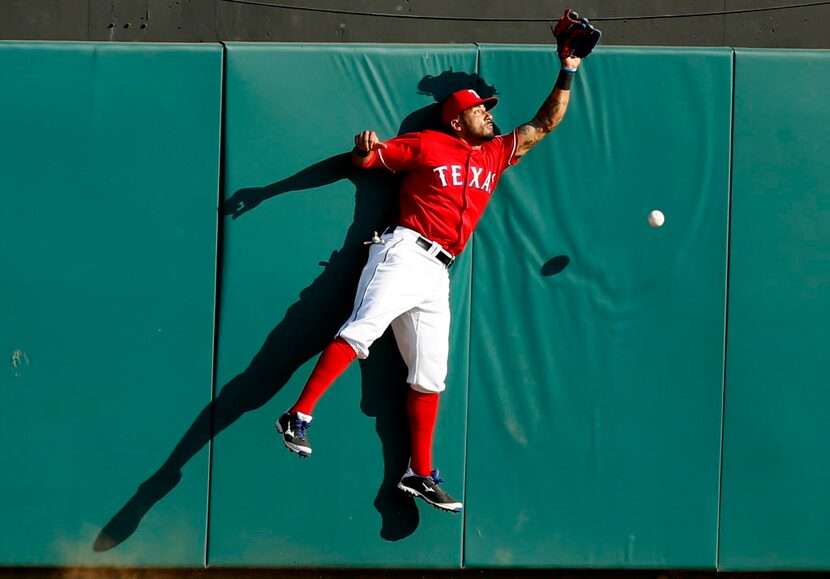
[{"xmin": 337, "ymin": 226, "xmax": 451, "ymax": 393}]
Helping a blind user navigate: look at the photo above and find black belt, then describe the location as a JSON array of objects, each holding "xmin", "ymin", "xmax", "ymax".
[{"xmin": 415, "ymin": 236, "xmax": 455, "ymax": 269}]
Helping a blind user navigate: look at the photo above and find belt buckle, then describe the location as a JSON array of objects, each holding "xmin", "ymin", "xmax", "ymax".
[{"xmin": 416, "ymin": 235, "xmax": 453, "ymax": 269}]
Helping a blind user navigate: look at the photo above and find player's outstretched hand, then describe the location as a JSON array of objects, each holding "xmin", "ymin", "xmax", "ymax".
[
  {"xmin": 561, "ymin": 54, "xmax": 582, "ymax": 70},
  {"xmin": 354, "ymin": 130, "xmax": 388, "ymax": 153}
]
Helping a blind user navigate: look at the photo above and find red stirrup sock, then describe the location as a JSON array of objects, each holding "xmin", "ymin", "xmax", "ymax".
[
  {"xmin": 289, "ymin": 337, "xmax": 357, "ymax": 416},
  {"xmin": 407, "ymin": 389, "xmax": 440, "ymax": 477}
]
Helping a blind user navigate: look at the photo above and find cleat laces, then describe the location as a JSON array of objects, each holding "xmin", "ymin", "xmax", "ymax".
[
  {"xmin": 294, "ymin": 418, "xmax": 309, "ymax": 441},
  {"xmin": 430, "ymin": 469, "xmax": 445, "ymax": 485}
]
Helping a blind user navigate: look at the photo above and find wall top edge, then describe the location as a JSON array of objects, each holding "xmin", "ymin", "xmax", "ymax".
[
  {"xmin": 3, "ymin": 40, "xmax": 828, "ymax": 56},
  {"xmin": 0, "ymin": 40, "xmax": 222, "ymax": 50}
]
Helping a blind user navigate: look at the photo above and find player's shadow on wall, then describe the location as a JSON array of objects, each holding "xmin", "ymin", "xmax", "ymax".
[{"xmin": 93, "ymin": 70, "xmax": 497, "ymax": 551}]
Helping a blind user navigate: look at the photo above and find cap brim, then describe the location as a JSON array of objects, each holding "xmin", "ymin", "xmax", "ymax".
[{"xmin": 480, "ymin": 96, "xmax": 498, "ymax": 110}]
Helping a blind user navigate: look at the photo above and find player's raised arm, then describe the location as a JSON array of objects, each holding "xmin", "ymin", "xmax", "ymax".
[
  {"xmin": 514, "ymin": 54, "xmax": 581, "ymax": 159},
  {"xmin": 352, "ymin": 130, "xmax": 387, "ymax": 167},
  {"xmin": 514, "ymin": 8, "xmax": 601, "ymax": 159}
]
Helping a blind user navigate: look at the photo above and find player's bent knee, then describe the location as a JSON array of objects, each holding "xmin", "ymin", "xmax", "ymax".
[
  {"xmin": 410, "ymin": 381, "xmax": 445, "ymax": 394},
  {"xmin": 336, "ymin": 333, "xmax": 369, "ymax": 359}
]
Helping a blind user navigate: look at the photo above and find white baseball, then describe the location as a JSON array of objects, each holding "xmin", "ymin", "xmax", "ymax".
[{"xmin": 648, "ymin": 209, "xmax": 665, "ymax": 228}]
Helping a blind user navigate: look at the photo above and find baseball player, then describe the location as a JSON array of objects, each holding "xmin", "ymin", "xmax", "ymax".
[{"xmin": 277, "ymin": 18, "xmax": 595, "ymax": 512}]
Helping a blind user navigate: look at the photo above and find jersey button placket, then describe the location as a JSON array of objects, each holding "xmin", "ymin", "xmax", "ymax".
[{"xmin": 455, "ymin": 149, "xmax": 473, "ymax": 251}]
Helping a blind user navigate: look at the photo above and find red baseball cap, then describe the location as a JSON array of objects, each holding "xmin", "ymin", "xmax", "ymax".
[{"xmin": 441, "ymin": 89, "xmax": 498, "ymax": 125}]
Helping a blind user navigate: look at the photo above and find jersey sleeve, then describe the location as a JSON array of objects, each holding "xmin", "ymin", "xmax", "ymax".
[
  {"xmin": 368, "ymin": 132, "xmax": 422, "ymax": 173},
  {"xmin": 499, "ymin": 129, "xmax": 521, "ymax": 169}
]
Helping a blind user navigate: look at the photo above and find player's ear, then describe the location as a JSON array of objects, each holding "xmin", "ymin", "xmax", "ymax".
[{"xmin": 449, "ymin": 118, "xmax": 462, "ymax": 134}]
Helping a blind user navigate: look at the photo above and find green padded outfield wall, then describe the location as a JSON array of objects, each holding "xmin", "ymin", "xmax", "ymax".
[
  {"xmin": 719, "ymin": 49, "xmax": 830, "ymax": 571},
  {"xmin": 0, "ymin": 43, "xmax": 222, "ymax": 566},
  {"xmin": 4, "ymin": 41, "xmax": 828, "ymax": 572},
  {"xmin": 208, "ymin": 44, "xmax": 478, "ymax": 567},
  {"xmin": 464, "ymin": 47, "xmax": 732, "ymax": 568}
]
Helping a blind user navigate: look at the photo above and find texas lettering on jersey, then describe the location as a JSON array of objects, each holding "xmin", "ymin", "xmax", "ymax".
[
  {"xmin": 369, "ymin": 128, "xmax": 519, "ymax": 255},
  {"xmin": 432, "ymin": 164, "xmax": 497, "ymax": 193}
]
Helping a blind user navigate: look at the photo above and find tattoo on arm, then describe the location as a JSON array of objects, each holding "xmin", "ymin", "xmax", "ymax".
[
  {"xmin": 535, "ymin": 90, "xmax": 570, "ymax": 133},
  {"xmin": 517, "ymin": 89, "xmax": 571, "ymax": 155},
  {"xmin": 518, "ymin": 123, "xmax": 543, "ymax": 150}
]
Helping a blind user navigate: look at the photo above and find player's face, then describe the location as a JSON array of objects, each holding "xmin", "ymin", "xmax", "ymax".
[{"xmin": 458, "ymin": 105, "xmax": 495, "ymax": 142}]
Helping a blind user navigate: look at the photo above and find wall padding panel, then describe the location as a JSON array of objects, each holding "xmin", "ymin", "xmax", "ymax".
[
  {"xmin": 0, "ymin": 42, "xmax": 222, "ymax": 566},
  {"xmin": 209, "ymin": 44, "xmax": 478, "ymax": 567},
  {"xmin": 464, "ymin": 46, "xmax": 732, "ymax": 568},
  {"xmin": 719, "ymin": 49, "xmax": 830, "ymax": 571}
]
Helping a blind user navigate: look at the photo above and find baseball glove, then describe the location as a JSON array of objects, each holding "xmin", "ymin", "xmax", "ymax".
[{"xmin": 552, "ymin": 8, "xmax": 602, "ymax": 58}]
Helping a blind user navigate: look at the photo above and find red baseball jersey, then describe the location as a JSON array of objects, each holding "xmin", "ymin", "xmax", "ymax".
[{"xmin": 367, "ymin": 129, "xmax": 519, "ymax": 256}]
